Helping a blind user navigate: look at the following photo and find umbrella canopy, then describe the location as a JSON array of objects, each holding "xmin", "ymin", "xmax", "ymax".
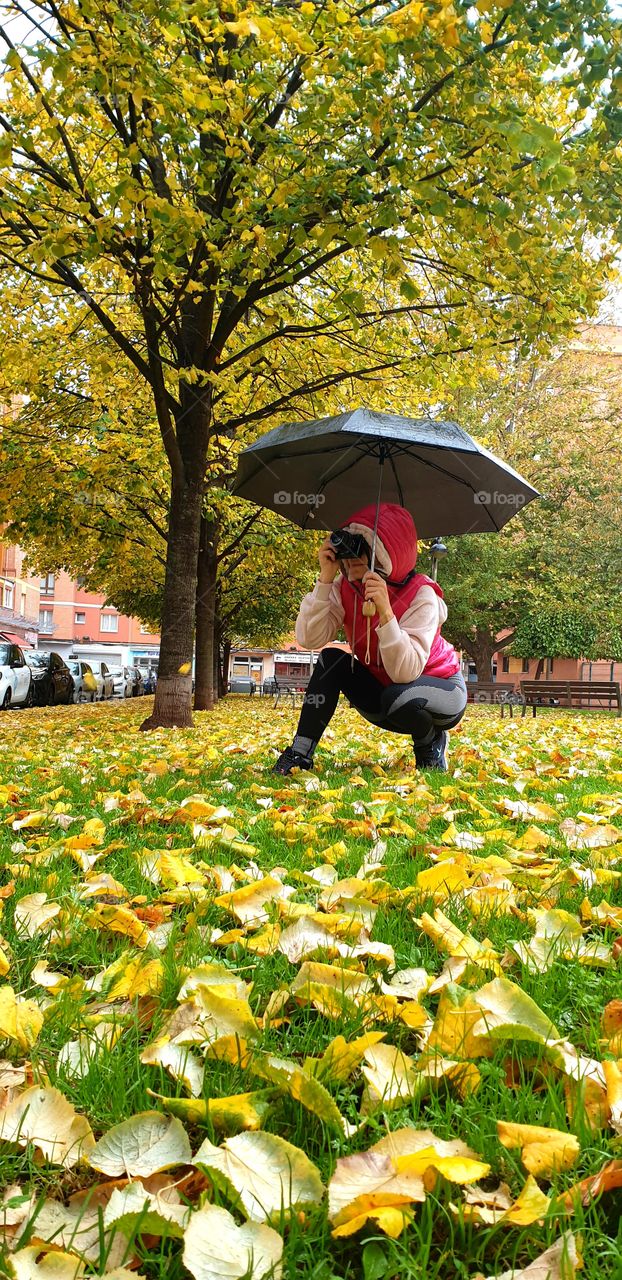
[{"xmin": 232, "ymin": 408, "xmax": 540, "ymax": 537}]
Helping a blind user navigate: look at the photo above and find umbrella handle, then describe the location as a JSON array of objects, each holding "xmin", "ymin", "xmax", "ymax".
[{"xmin": 362, "ymin": 600, "xmax": 376, "ymax": 618}]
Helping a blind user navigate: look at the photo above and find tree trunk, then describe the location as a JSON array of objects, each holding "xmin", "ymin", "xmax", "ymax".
[
  {"xmin": 469, "ymin": 635, "xmax": 497, "ymax": 683},
  {"xmin": 141, "ymin": 391, "xmax": 211, "ymax": 731},
  {"xmin": 534, "ymin": 658, "xmax": 545, "ymax": 680},
  {"xmin": 194, "ymin": 516, "xmax": 218, "ymax": 711},
  {"xmin": 140, "ymin": 469, "xmax": 203, "ymax": 730}
]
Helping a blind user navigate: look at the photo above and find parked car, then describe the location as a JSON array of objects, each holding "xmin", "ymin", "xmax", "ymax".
[
  {"xmin": 68, "ymin": 660, "xmax": 99, "ymax": 703},
  {"xmin": 108, "ymin": 666, "xmax": 134, "ymax": 699},
  {"xmin": 86, "ymin": 659, "xmax": 114, "ymax": 700},
  {"xmin": 142, "ymin": 670, "xmax": 157, "ymax": 695},
  {"xmin": 0, "ymin": 640, "xmax": 33, "ymax": 709},
  {"xmin": 24, "ymin": 651, "xmax": 74, "ymax": 706},
  {"xmin": 130, "ymin": 667, "xmax": 144, "ymax": 697}
]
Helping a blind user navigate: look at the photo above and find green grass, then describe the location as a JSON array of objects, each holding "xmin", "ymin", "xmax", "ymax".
[{"xmin": 1, "ymin": 698, "xmax": 622, "ymax": 1278}]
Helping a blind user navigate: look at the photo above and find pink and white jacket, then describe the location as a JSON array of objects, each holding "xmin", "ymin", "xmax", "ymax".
[{"xmin": 295, "ymin": 502, "xmax": 461, "ymax": 686}]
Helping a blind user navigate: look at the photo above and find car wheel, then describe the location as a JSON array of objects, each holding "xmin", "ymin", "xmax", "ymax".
[
  {"xmin": 2, "ymin": 688, "xmax": 11, "ymax": 709},
  {"xmin": 24, "ymin": 683, "xmax": 34, "ymax": 709},
  {"xmin": 47, "ymin": 683, "xmax": 55, "ymax": 706}
]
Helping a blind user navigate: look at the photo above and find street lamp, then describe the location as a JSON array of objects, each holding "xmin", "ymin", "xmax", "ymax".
[{"xmin": 430, "ymin": 538, "xmax": 447, "ymax": 582}]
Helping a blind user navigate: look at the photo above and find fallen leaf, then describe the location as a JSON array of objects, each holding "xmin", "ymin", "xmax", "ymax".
[{"xmin": 182, "ymin": 1203, "xmax": 283, "ymax": 1280}]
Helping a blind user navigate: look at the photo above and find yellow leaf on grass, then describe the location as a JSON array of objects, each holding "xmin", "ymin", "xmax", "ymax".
[
  {"xmin": 416, "ymin": 861, "xmax": 472, "ymax": 899},
  {"xmin": 497, "ymin": 1121, "xmax": 580, "ymax": 1176},
  {"xmin": 141, "ymin": 1040, "xmax": 205, "ymax": 1097},
  {"xmin": 0, "ymin": 985, "xmax": 44, "ymax": 1049},
  {"xmin": 417, "ymin": 909, "xmax": 501, "ymax": 972},
  {"xmin": 194, "ymin": 1130, "xmax": 324, "ymax": 1221},
  {"xmin": 291, "ymin": 961, "xmax": 373, "ymax": 1003},
  {"xmin": 13, "ymin": 894, "xmax": 62, "ymax": 938},
  {"xmin": 157, "ymin": 852, "xmax": 206, "ymax": 886},
  {"xmin": 0, "ymin": 1087, "xmax": 94, "ymax": 1167},
  {"xmin": 99, "ymin": 951, "xmax": 165, "ymax": 1001},
  {"xmin": 89, "ymin": 1112, "xmax": 192, "ymax": 1176},
  {"xmin": 251, "ymin": 1052, "xmax": 351, "ymax": 1134},
  {"xmin": 460, "ymin": 1174, "xmax": 550, "ymax": 1226},
  {"xmin": 193, "ymin": 987, "xmax": 260, "ymax": 1046},
  {"xmin": 360, "ymin": 1043, "xmax": 420, "ymax": 1112},
  {"xmin": 330, "ymin": 1152, "xmax": 423, "ymax": 1233},
  {"xmin": 178, "ymin": 962, "xmax": 251, "ymax": 1004},
  {"xmin": 9, "ymin": 1247, "xmax": 85, "ymax": 1280},
  {"xmin": 482, "ymin": 1232, "xmax": 579, "ymax": 1280},
  {"xmin": 151, "ymin": 1088, "xmax": 275, "ymax": 1134},
  {"xmin": 216, "ymin": 875, "xmax": 292, "ymax": 925},
  {"xmin": 103, "ymin": 1182, "xmax": 189, "ymax": 1238},
  {"xmin": 309, "ymin": 1031, "xmax": 386, "ymax": 1084},
  {"xmin": 86, "ymin": 903, "xmax": 150, "ymax": 949},
  {"xmin": 12, "ymin": 811, "xmax": 47, "ymax": 830},
  {"xmin": 603, "ymin": 1058, "xmax": 622, "ymax": 1135},
  {"xmin": 183, "ymin": 1203, "xmax": 283, "ymax": 1280}
]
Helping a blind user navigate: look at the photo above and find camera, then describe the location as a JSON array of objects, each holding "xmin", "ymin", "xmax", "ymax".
[{"xmin": 329, "ymin": 528, "xmax": 370, "ymax": 562}]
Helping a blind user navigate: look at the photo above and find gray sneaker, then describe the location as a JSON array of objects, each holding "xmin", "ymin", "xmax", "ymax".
[{"xmin": 414, "ymin": 730, "xmax": 448, "ymax": 771}]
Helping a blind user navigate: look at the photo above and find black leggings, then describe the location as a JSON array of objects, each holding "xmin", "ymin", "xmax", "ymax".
[{"xmin": 295, "ymin": 646, "xmax": 468, "ymax": 748}]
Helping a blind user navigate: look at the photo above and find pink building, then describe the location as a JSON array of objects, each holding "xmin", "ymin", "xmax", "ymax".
[
  {"xmin": 0, "ymin": 542, "xmax": 40, "ymax": 646},
  {"xmin": 37, "ymin": 568, "xmax": 160, "ymax": 671}
]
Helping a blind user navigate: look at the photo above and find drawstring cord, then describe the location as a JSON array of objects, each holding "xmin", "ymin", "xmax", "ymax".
[
  {"xmin": 351, "ymin": 594, "xmax": 356, "ymax": 671},
  {"xmin": 352, "ymin": 588, "xmax": 373, "ymax": 668}
]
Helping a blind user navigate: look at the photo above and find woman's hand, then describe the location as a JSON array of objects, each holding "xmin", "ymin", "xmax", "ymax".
[
  {"xmin": 363, "ymin": 571, "xmax": 393, "ymax": 625},
  {"xmin": 318, "ymin": 537, "xmax": 339, "ymax": 584}
]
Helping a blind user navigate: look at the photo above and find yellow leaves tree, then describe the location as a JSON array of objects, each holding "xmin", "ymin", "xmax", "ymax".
[{"xmin": 0, "ymin": 0, "xmax": 620, "ymax": 726}]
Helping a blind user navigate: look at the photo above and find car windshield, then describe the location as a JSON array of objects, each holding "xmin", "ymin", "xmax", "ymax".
[
  {"xmin": 109, "ymin": 667, "xmax": 122, "ymax": 675},
  {"xmin": 25, "ymin": 652, "xmax": 47, "ymax": 667}
]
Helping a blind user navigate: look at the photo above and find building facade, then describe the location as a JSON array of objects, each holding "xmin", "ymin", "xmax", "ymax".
[
  {"xmin": 37, "ymin": 569, "xmax": 160, "ymax": 670},
  {"xmin": 0, "ymin": 542, "xmax": 40, "ymax": 646},
  {"xmin": 0, "ymin": 537, "xmax": 160, "ymax": 670}
]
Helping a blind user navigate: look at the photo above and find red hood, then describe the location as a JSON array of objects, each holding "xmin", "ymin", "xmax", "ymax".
[{"xmin": 343, "ymin": 502, "xmax": 417, "ymax": 582}]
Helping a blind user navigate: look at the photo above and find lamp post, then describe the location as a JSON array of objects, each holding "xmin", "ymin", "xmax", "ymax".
[{"xmin": 430, "ymin": 538, "xmax": 448, "ymax": 582}]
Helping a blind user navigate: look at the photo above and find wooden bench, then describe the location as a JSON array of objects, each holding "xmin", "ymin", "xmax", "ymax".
[
  {"xmin": 520, "ymin": 679, "xmax": 622, "ymax": 717},
  {"xmin": 271, "ymin": 676, "xmax": 311, "ymax": 708},
  {"xmin": 466, "ymin": 682, "xmax": 521, "ymax": 717}
]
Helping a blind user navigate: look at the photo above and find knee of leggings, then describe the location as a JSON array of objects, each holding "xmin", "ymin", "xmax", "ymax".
[{"xmin": 318, "ymin": 646, "xmax": 348, "ymax": 670}]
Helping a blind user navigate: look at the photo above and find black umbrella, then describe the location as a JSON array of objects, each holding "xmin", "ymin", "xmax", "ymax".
[{"xmin": 232, "ymin": 409, "xmax": 540, "ymax": 547}]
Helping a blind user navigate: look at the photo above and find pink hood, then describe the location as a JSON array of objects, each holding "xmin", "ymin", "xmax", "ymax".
[{"xmin": 342, "ymin": 502, "xmax": 417, "ymax": 582}]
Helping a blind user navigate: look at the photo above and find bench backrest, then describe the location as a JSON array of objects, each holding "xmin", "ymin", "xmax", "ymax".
[{"xmin": 520, "ymin": 679, "xmax": 621, "ymax": 703}]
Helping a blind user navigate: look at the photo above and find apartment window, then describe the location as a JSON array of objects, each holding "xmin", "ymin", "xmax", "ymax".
[
  {"xmin": 40, "ymin": 573, "xmax": 55, "ymax": 594},
  {"xmin": 140, "ymin": 624, "xmax": 151, "ymax": 635},
  {"xmin": 100, "ymin": 612, "xmax": 118, "ymax": 633},
  {"xmin": 502, "ymin": 655, "xmax": 510, "ymax": 673},
  {"xmin": 39, "ymin": 609, "xmax": 53, "ymax": 633},
  {"xmin": 20, "ymin": 591, "xmax": 26, "ymax": 616},
  {"xmin": 76, "ymin": 575, "xmax": 87, "ymax": 588},
  {"xmin": 75, "ymin": 611, "xmax": 86, "ymax": 624},
  {"xmin": 522, "ymin": 659, "xmax": 530, "ymax": 673},
  {"xmin": 549, "ymin": 659, "xmax": 554, "ymax": 673},
  {"xmin": 3, "ymin": 583, "xmax": 13, "ymax": 610}
]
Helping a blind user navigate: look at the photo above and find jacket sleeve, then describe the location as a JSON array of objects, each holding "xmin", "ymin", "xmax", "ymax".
[
  {"xmin": 376, "ymin": 586, "xmax": 447, "ymax": 683},
  {"xmin": 295, "ymin": 578, "xmax": 345, "ymax": 649}
]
